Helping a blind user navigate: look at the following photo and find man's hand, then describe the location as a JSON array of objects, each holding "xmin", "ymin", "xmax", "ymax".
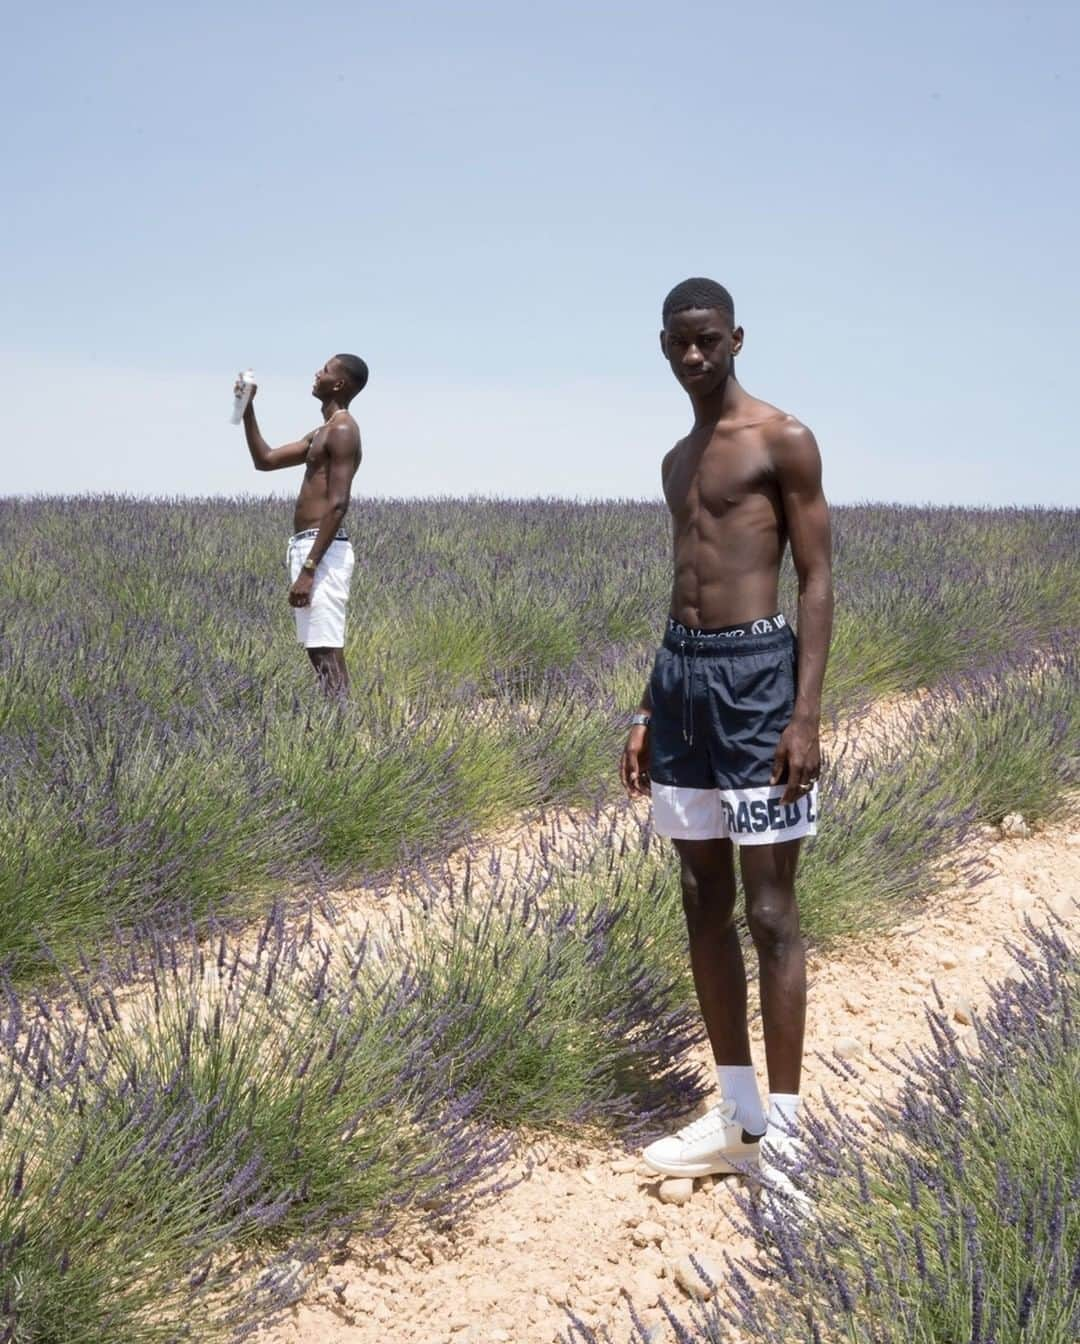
[
  {"xmin": 771, "ymin": 715, "xmax": 821, "ymax": 805},
  {"xmin": 289, "ymin": 570, "xmax": 314, "ymax": 608},
  {"xmin": 620, "ymin": 725, "xmax": 651, "ymax": 797}
]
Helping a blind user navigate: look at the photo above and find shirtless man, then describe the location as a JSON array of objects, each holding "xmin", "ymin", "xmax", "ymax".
[
  {"xmin": 239, "ymin": 354, "xmax": 366, "ymax": 696},
  {"xmin": 621, "ymin": 278, "xmax": 832, "ymax": 1192}
]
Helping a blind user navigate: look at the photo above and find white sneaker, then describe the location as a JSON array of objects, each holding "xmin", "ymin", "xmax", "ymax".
[{"xmin": 641, "ymin": 1102, "xmax": 763, "ymax": 1178}]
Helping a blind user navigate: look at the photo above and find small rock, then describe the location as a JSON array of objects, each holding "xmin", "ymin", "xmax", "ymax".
[
  {"xmin": 658, "ymin": 1178, "xmax": 695, "ymax": 1205},
  {"xmin": 632, "ymin": 1220, "xmax": 666, "ymax": 1246},
  {"xmin": 611, "ymin": 1157, "xmax": 639, "ymax": 1174},
  {"xmin": 671, "ymin": 1254, "xmax": 720, "ymax": 1301},
  {"xmin": 448, "ymin": 1316, "xmax": 471, "ymax": 1333},
  {"xmin": 833, "ymin": 1035, "xmax": 865, "ymax": 1059},
  {"xmin": 1065, "ymin": 832, "xmax": 1080, "ymax": 848},
  {"xmin": 638, "ymin": 1247, "xmax": 666, "ymax": 1278},
  {"xmin": 1010, "ymin": 885, "xmax": 1037, "ymax": 908},
  {"xmin": 490, "ymin": 1332, "xmax": 511, "ymax": 1343},
  {"xmin": 507, "ymin": 1229, "xmax": 532, "ymax": 1246},
  {"xmin": 841, "ymin": 990, "xmax": 867, "ymax": 1014},
  {"xmin": 952, "ymin": 999, "xmax": 974, "ymax": 1026},
  {"xmin": 624, "ymin": 1271, "xmax": 663, "ymax": 1308},
  {"xmin": 999, "ymin": 813, "xmax": 1031, "ymax": 840},
  {"xmin": 939, "ymin": 952, "xmax": 960, "ymax": 970}
]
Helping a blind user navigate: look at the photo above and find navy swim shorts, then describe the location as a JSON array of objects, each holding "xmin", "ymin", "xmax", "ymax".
[{"xmin": 649, "ymin": 614, "xmax": 819, "ymax": 846}]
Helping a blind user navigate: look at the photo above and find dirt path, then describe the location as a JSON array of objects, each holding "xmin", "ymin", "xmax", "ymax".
[{"xmin": 258, "ymin": 813, "xmax": 1079, "ymax": 1344}]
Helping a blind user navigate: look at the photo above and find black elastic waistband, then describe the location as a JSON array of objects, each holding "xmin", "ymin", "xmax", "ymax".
[
  {"xmin": 664, "ymin": 613, "xmax": 792, "ymax": 654},
  {"xmin": 290, "ymin": 529, "xmax": 349, "ymax": 542}
]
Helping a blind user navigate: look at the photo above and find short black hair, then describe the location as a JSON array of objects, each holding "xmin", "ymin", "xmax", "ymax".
[
  {"xmin": 333, "ymin": 353, "xmax": 369, "ymax": 392},
  {"xmin": 662, "ymin": 278, "xmax": 735, "ymax": 326}
]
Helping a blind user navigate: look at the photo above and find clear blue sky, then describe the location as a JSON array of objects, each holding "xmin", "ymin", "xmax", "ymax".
[{"xmin": 2, "ymin": 1, "xmax": 1077, "ymax": 503}]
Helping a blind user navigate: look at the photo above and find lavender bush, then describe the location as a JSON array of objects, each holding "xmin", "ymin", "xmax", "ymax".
[
  {"xmin": 795, "ymin": 639, "xmax": 1080, "ymax": 942},
  {"xmin": 406, "ymin": 815, "xmax": 706, "ymax": 1135},
  {"xmin": 0, "ymin": 984, "xmax": 303, "ymax": 1341},
  {"xmin": 0, "ymin": 828, "xmax": 709, "ymax": 1338}
]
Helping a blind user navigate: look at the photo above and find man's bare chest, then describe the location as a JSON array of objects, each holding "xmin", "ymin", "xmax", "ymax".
[
  {"xmin": 665, "ymin": 437, "xmax": 774, "ymax": 520},
  {"xmin": 304, "ymin": 431, "xmax": 331, "ymax": 476}
]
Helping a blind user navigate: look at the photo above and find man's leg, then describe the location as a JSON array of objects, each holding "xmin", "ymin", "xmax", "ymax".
[
  {"xmin": 673, "ymin": 837, "xmax": 751, "ymax": 1069},
  {"xmin": 331, "ymin": 648, "xmax": 349, "ymax": 693},
  {"xmin": 739, "ymin": 839, "xmax": 806, "ymax": 1139},
  {"xmin": 306, "ymin": 647, "xmax": 348, "ymax": 698},
  {"xmin": 641, "ymin": 837, "xmax": 766, "ymax": 1175}
]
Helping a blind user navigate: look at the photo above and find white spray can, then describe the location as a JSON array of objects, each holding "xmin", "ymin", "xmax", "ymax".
[{"xmin": 230, "ymin": 369, "xmax": 256, "ymax": 424}]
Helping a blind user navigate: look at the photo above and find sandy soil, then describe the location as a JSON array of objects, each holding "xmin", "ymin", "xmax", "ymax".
[{"xmin": 257, "ymin": 812, "xmax": 1080, "ymax": 1344}]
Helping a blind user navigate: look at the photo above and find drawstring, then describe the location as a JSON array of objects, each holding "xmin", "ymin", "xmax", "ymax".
[{"xmin": 680, "ymin": 639, "xmax": 695, "ymax": 744}]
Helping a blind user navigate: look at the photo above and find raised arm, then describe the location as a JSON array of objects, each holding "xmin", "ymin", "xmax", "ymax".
[
  {"xmin": 770, "ymin": 420, "xmax": 834, "ymax": 802},
  {"xmin": 239, "ymin": 382, "xmax": 312, "ymax": 471}
]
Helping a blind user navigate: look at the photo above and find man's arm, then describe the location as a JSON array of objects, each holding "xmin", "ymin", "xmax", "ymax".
[
  {"xmin": 620, "ymin": 681, "xmax": 653, "ymax": 796},
  {"xmin": 770, "ymin": 420, "xmax": 833, "ymax": 803},
  {"xmin": 240, "ymin": 384, "xmax": 312, "ymax": 471},
  {"xmin": 288, "ymin": 422, "xmax": 361, "ymax": 608}
]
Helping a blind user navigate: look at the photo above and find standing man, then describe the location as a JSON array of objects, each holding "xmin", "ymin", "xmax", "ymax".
[
  {"xmin": 239, "ymin": 354, "xmax": 367, "ymax": 696},
  {"xmin": 621, "ymin": 278, "xmax": 832, "ymax": 1191}
]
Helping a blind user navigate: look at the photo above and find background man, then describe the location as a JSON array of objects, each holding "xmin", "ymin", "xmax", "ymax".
[
  {"xmin": 239, "ymin": 354, "xmax": 366, "ymax": 696},
  {"xmin": 621, "ymin": 278, "xmax": 833, "ymax": 1193}
]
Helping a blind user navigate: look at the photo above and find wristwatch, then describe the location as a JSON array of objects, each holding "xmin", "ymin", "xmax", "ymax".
[
  {"xmin": 629, "ymin": 712, "xmax": 651, "ymax": 728},
  {"xmin": 301, "ymin": 557, "xmax": 317, "ymax": 575}
]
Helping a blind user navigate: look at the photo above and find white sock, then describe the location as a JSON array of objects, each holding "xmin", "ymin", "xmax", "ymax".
[
  {"xmin": 716, "ymin": 1064, "xmax": 766, "ymax": 1136},
  {"xmin": 765, "ymin": 1092, "xmax": 801, "ymax": 1146}
]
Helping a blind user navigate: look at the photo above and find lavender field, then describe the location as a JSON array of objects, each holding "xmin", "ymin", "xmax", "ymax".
[
  {"xmin": 1, "ymin": 496, "xmax": 1078, "ymax": 977},
  {"xmin": 0, "ymin": 496, "xmax": 1078, "ymax": 1341}
]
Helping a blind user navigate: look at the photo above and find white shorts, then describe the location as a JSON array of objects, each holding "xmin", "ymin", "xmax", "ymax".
[
  {"xmin": 652, "ymin": 782, "xmax": 819, "ymax": 847},
  {"xmin": 286, "ymin": 533, "xmax": 355, "ymax": 649}
]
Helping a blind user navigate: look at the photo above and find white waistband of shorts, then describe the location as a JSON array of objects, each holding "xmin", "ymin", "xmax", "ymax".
[{"xmin": 289, "ymin": 529, "xmax": 349, "ymax": 543}]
